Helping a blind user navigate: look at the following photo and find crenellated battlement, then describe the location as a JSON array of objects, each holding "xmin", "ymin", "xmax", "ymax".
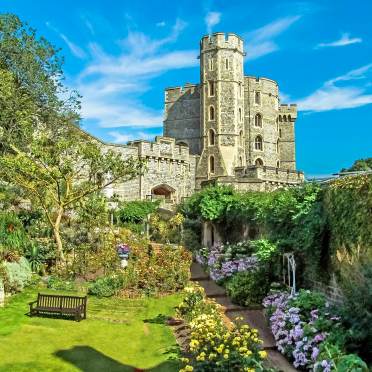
[
  {"xmin": 279, "ymin": 104, "xmax": 297, "ymax": 121},
  {"xmin": 200, "ymin": 32, "xmax": 244, "ymax": 53},
  {"xmin": 165, "ymin": 83, "xmax": 200, "ymax": 102},
  {"xmin": 127, "ymin": 136, "xmax": 193, "ymax": 161}
]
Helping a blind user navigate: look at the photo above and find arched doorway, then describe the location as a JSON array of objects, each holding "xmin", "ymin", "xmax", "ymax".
[{"xmin": 151, "ymin": 184, "xmax": 176, "ymax": 202}]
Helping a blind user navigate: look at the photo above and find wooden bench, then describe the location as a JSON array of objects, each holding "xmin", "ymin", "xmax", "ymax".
[{"xmin": 29, "ymin": 293, "xmax": 87, "ymax": 321}]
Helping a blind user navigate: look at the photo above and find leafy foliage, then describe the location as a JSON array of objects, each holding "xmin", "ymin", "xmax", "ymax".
[
  {"xmin": 226, "ymin": 268, "xmax": 271, "ymax": 307},
  {"xmin": 2, "ymin": 257, "xmax": 32, "ymax": 292},
  {"xmin": 116, "ymin": 200, "xmax": 159, "ymax": 224}
]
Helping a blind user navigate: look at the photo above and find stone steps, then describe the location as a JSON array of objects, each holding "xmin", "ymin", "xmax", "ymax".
[{"xmin": 190, "ymin": 262, "xmax": 298, "ymax": 371}]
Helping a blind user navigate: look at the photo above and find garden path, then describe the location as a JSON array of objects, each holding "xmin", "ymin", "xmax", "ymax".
[{"xmin": 190, "ymin": 262, "xmax": 297, "ymax": 372}]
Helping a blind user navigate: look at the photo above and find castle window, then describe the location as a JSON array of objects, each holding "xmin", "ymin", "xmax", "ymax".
[
  {"xmin": 239, "ymin": 156, "xmax": 243, "ymax": 167},
  {"xmin": 239, "ymin": 82, "xmax": 243, "ymax": 97},
  {"xmin": 277, "ymin": 160, "xmax": 280, "ymax": 168},
  {"xmin": 279, "ymin": 129, "xmax": 282, "ymax": 138},
  {"xmin": 255, "ymin": 135, "xmax": 263, "ymax": 151},
  {"xmin": 208, "ymin": 81, "xmax": 215, "ymax": 96},
  {"xmin": 209, "ymin": 105, "xmax": 215, "ymax": 121},
  {"xmin": 254, "ymin": 113, "xmax": 262, "ymax": 127},
  {"xmin": 239, "ymin": 130, "xmax": 244, "ymax": 146},
  {"xmin": 255, "ymin": 158, "xmax": 264, "ymax": 166},
  {"xmin": 239, "ymin": 108, "xmax": 242, "ymax": 122},
  {"xmin": 277, "ymin": 139, "xmax": 280, "ymax": 153},
  {"xmin": 225, "ymin": 58, "xmax": 229, "ymax": 70},
  {"xmin": 283, "ymin": 115, "xmax": 287, "ymax": 122},
  {"xmin": 209, "ymin": 58, "xmax": 213, "ymax": 71},
  {"xmin": 279, "ymin": 115, "xmax": 282, "ymax": 122},
  {"xmin": 288, "ymin": 114, "xmax": 291, "ymax": 121},
  {"xmin": 255, "ymin": 91, "xmax": 261, "ymax": 105},
  {"xmin": 209, "ymin": 129, "xmax": 215, "ymax": 146},
  {"xmin": 209, "ymin": 155, "xmax": 215, "ymax": 174}
]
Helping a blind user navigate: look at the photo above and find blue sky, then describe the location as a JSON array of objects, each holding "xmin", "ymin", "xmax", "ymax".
[{"xmin": 1, "ymin": 0, "xmax": 371, "ymax": 176}]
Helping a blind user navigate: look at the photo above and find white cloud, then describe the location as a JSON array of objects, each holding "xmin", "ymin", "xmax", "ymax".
[
  {"xmin": 244, "ymin": 16, "xmax": 301, "ymax": 60},
  {"xmin": 205, "ymin": 12, "xmax": 221, "ymax": 34},
  {"xmin": 74, "ymin": 18, "xmax": 197, "ymax": 128},
  {"xmin": 316, "ymin": 33, "xmax": 362, "ymax": 49},
  {"xmin": 46, "ymin": 21, "xmax": 87, "ymax": 59},
  {"xmin": 297, "ymin": 64, "xmax": 372, "ymax": 112},
  {"xmin": 156, "ymin": 21, "xmax": 166, "ymax": 27},
  {"xmin": 59, "ymin": 34, "xmax": 87, "ymax": 59},
  {"xmin": 108, "ymin": 130, "xmax": 155, "ymax": 144}
]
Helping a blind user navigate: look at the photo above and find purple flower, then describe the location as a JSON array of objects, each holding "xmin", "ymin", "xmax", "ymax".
[{"xmin": 311, "ymin": 347, "xmax": 319, "ymax": 361}]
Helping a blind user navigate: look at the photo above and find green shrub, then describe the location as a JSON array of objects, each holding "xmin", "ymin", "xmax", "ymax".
[
  {"xmin": 251, "ymin": 239, "xmax": 277, "ymax": 262},
  {"xmin": 0, "ymin": 212, "xmax": 30, "ymax": 259},
  {"xmin": 3, "ymin": 257, "xmax": 32, "ymax": 292},
  {"xmin": 88, "ymin": 274, "xmax": 124, "ymax": 297},
  {"xmin": 226, "ymin": 268, "xmax": 270, "ymax": 307},
  {"xmin": 47, "ymin": 275, "xmax": 76, "ymax": 291},
  {"xmin": 340, "ymin": 262, "xmax": 372, "ymax": 363},
  {"xmin": 116, "ymin": 200, "xmax": 159, "ymax": 224}
]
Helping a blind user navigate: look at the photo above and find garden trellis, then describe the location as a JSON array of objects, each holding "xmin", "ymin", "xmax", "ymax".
[{"xmin": 283, "ymin": 252, "xmax": 296, "ymax": 296}]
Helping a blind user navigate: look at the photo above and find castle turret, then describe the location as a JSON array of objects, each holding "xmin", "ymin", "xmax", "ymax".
[{"xmin": 196, "ymin": 33, "xmax": 245, "ymax": 182}]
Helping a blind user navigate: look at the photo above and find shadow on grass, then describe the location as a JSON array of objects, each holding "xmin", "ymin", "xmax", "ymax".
[
  {"xmin": 143, "ymin": 314, "xmax": 169, "ymax": 324},
  {"xmin": 54, "ymin": 346, "xmax": 180, "ymax": 372}
]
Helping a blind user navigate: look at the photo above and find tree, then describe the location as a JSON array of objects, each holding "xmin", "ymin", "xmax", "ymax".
[
  {"xmin": 341, "ymin": 158, "xmax": 372, "ymax": 173},
  {"xmin": 0, "ymin": 14, "xmax": 143, "ymax": 262},
  {"xmin": 0, "ymin": 122, "xmax": 143, "ymax": 262}
]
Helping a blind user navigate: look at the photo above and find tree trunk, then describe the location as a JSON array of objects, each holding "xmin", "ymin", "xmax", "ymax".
[{"xmin": 53, "ymin": 208, "xmax": 65, "ymax": 263}]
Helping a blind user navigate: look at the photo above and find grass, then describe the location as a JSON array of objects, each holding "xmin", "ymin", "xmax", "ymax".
[{"xmin": 0, "ymin": 286, "xmax": 183, "ymax": 371}]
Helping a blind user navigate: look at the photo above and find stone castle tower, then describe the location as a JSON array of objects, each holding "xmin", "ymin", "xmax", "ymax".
[
  {"xmin": 98, "ymin": 32, "xmax": 303, "ymax": 205},
  {"xmin": 164, "ymin": 32, "xmax": 303, "ymax": 191}
]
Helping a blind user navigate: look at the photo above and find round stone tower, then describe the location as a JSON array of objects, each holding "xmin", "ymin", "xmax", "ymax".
[{"xmin": 196, "ymin": 33, "xmax": 245, "ymax": 182}]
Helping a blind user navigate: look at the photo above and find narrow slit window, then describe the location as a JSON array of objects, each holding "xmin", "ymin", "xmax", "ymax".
[
  {"xmin": 209, "ymin": 106, "xmax": 215, "ymax": 121},
  {"xmin": 209, "ymin": 129, "xmax": 215, "ymax": 145},
  {"xmin": 209, "ymin": 81, "xmax": 215, "ymax": 96},
  {"xmin": 209, "ymin": 156, "xmax": 215, "ymax": 174},
  {"xmin": 255, "ymin": 91, "xmax": 261, "ymax": 105}
]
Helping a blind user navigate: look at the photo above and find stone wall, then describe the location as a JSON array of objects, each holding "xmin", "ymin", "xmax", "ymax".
[{"xmin": 164, "ymin": 84, "xmax": 201, "ymax": 155}]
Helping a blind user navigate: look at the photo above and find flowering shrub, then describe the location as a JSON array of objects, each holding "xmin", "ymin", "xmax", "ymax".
[
  {"xmin": 3, "ymin": 257, "xmax": 32, "ymax": 293},
  {"xmin": 196, "ymin": 242, "xmax": 259, "ymax": 282},
  {"xmin": 263, "ymin": 290, "xmax": 368, "ymax": 371},
  {"xmin": 177, "ymin": 285, "xmax": 269, "ymax": 372}
]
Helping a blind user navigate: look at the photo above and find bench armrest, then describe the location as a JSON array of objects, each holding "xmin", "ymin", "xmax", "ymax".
[{"xmin": 29, "ymin": 300, "xmax": 37, "ymax": 309}]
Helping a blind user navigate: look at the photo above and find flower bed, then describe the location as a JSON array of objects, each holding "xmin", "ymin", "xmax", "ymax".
[
  {"xmin": 263, "ymin": 290, "xmax": 368, "ymax": 371},
  {"xmin": 177, "ymin": 285, "xmax": 270, "ymax": 372}
]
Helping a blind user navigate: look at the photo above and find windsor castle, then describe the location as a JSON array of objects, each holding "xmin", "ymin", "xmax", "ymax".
[{"xmin": 99, "ymin": 33, "xmax": 304, "ymax": 205}]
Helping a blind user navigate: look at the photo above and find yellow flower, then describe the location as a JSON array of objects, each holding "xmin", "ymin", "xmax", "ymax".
[
  {"xmin": 184, "ymin": 366, "xmax": 194, "ymax": 372},
  {"xmin": 223, "ymin": 353, "xmax": 229, "ymax": 359},
  {"xmin": 209, "ymin": 353, "xmax": 217, "ymax": 360},
  {"xmin": 259, "ymin": 350, "xmax": 267, "ymax": 359},
  {"xmin": 180, "ymin": 357, "xmax": 189, "ymax": 363}
]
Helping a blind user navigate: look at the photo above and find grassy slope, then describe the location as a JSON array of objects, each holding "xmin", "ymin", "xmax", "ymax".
[{"xmin": 0, "ymin": 287, "xmax": 182, "ymax": 372}]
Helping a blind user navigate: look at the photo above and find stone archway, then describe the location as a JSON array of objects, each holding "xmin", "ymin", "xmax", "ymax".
[{"xmin": 151, "ymin": 184, "xmax": 176, "ymax": 201}]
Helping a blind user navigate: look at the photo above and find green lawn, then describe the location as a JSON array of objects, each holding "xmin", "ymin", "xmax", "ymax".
[{"xmin": 0, "ymin": 287, "xmax": 183, "ymax": 371}]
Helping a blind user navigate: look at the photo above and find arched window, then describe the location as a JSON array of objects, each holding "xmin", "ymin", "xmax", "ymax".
[
  {"xmin": 255, "ymin": 135, "xmax": 263, "ymax": 151},
  {"xmin": 283, "ymin": 115, "xmax": 287, "ymax": 122},
  {"xmin": 209, "ymin": 155, "xmax": 215, "ymax": 174},
  {"xmin": 209, "ymin": 129, "xmax": 215, "ymax": 145},
  {"xmin": 254, "ymin": 113, "xmax": 262, "ymax": 127},
  {"xmin": 239, "ymin": 130, "xmax": 244, "ymax": 146},
  {"xmin": 209, "ymin": 81, "xmax": 215, "ymax": 96},
  {"xmin": 288, "ymin": 115, "xmax": 291, "ymax": 121},
  {"xmin": 209, "ymin": 106, "xmax": 215, "ymax": 120},
  {"xmin": 209, "ymin": 58, "xmax": 213, "ymax": 71},
  {"xmin": 255, "ymin": 91, "xmax": 261, "ymax": 104},
  {"xmin": 277, "ymin": 160, "xmax": 280, "ymax": 168},
  {"xmin": 279, "ymin": 115, "xmax": 282, "ymax": 122},
  {"xmin": 239, "ymin": 156, "xmax": 243, "ymax": 167},
  {"xmin": 239, "ymin": 108, "xmax": 242, "ymax": 122},
  {"xmin": 279, "ymin": 129, "xmax": 282, "ymax": 138},
  {"xmin": 255, "ymin": 158, "xmax": 264, "ymax": 166}
]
